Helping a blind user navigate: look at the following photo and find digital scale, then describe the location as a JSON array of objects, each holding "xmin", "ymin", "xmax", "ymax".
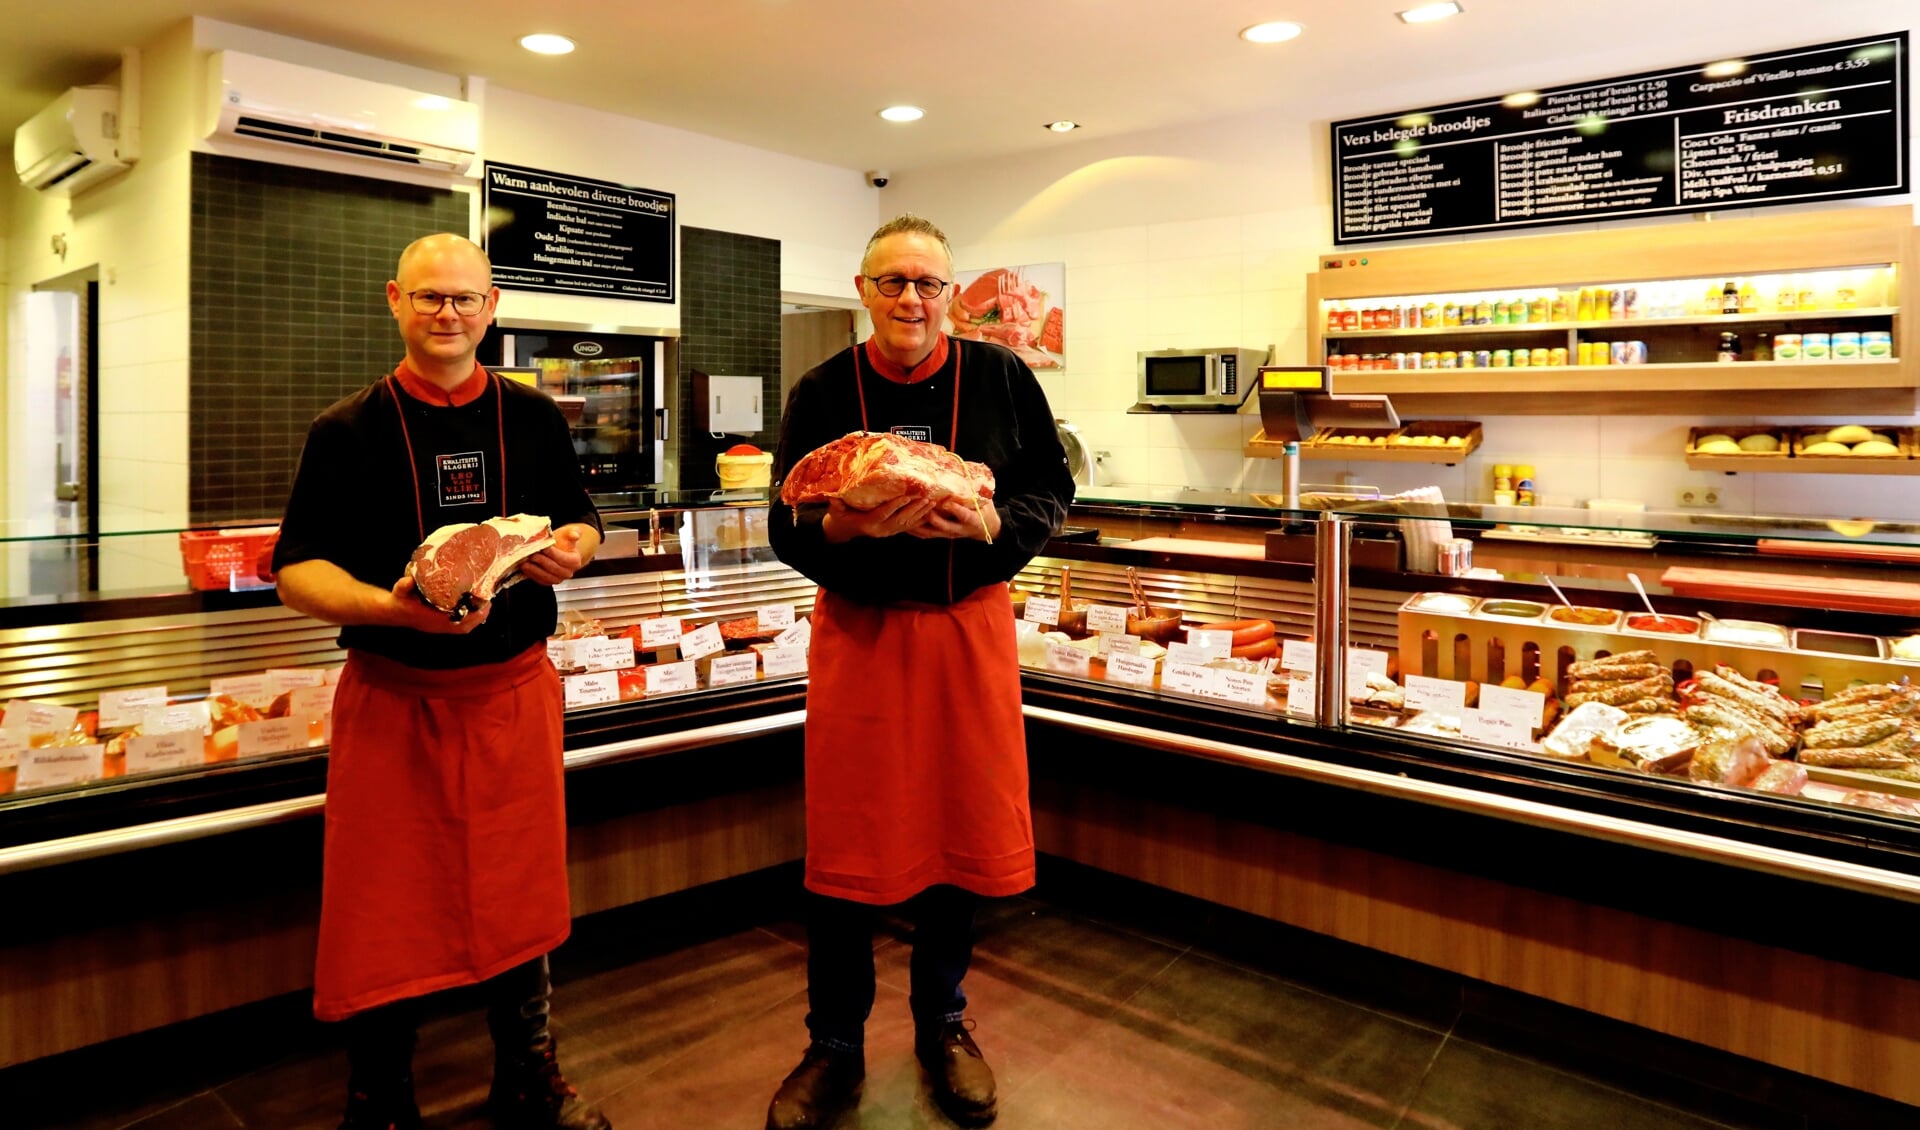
[{"xmin": 1253, "ymin": 366, "xmax": 1400, "ymax": 509}]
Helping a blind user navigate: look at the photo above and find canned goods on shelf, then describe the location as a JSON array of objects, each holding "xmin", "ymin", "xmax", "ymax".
[
  {"xmin": 1475, "ymin": 350, "xmax": 1492, "ymax": 368},
  {"xmin": 1773, "ymin": 333, "xmax": 1803, "ymax": 361},
  {"xmin": 1610, "ymin": 341, "xmax": 1631, "ymax": 365},
  {"xmin": 1422, "ymin": 351, "xmax": 1441, "ymax": 366},
  {"xmin": 1863, "ymin": 331, "xmax": 1893, "ymax": 359},
  {"xmin": 1833, "ymin": 331, "xmax": 1863, "ymax": 361},
  {"xmin": 1511, "ymin": 349, "xmax": 1531, "ymax": 368},
  {"xmin": 1491, "ymin": 349, "xmax": 1511, "ymax": 368},
  {"xmin": 1459, "ymin": 350, "xmax": 1478, "ymax": 368},
  {"xmin": 1390, "ymin": 351, "xmax": 1410, "ymax": 369},
  {"xmin": 1548, "ymin": 347, "xmax": 1568, "ymax": 366},
  {"xmin": 1577, "ymin": 341, "xmax": 1596, "ymax": 366},
  {"xmin": 1804, "ymin": 332, "xmax": 1832, "ymax": 361},
  {"xmin": 1625, "ymin": 340, "xmax": 1648, "ymax": 365}
]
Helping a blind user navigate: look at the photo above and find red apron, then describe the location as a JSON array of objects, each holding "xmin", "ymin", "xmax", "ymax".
[
  {"xmin": 313, "ymin": 644, "xmax": 570, "ymax": 1021},
  {"xmin": 803, "ymin": 583, "xmax": 1035, "ymax": 905}
]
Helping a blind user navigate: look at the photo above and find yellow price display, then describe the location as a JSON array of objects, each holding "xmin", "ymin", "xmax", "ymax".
[{"xmin": 1261, "ymin": 369, "xmax": 1323, "ymax": 390}]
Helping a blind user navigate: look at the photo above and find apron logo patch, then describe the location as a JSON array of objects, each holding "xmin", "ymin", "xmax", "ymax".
[
  {"xmin": 890, "ymin": 425, "xmax": 934, "ymax": 444},
  {"xmin": 436, "ymin": 452, "xmax": 487, "ymax": 507}
]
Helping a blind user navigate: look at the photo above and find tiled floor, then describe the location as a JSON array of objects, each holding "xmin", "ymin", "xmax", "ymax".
[{"xmin": 0, "ymin": 877, "xmax": 1898, "ymax": 1130}]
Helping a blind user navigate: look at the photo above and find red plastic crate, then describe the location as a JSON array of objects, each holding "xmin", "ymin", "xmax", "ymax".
[{"xmin": 179, "ymin": 527, "xmax": 279, "ymax": 591}]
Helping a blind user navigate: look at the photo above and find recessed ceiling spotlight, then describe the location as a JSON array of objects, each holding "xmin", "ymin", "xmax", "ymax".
[
  {"xmin": 519, "ymin": 33, "xmax": 576, "ymax": 55},
  {"xmin": 1044, "ymin": 120, "xmax": 1080, "ymax": 133},
  {"xmin": 1397, "ymin": 2, "xmax": 1463, "ymax": 23},
  {"xmin": 879, "ymin": 105, "xmax": 925, "ymax": 123},
  {"xmin": 1239, "ymin": 21, "xmax": 1304, "ymax": 44}
]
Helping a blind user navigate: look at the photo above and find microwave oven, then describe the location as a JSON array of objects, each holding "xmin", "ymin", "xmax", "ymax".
[{"xmin": 1136, "ymin": 348, "xmax": 1269, "ymax": 409}]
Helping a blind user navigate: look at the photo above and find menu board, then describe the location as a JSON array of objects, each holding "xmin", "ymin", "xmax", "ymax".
[
  {"xmin": 483, "ymin": 161, "xmax": 676, "ymax": 301},
  {"xmin": 1332, "ymin": 33, "xmax": 1908, "ymax": 244}
]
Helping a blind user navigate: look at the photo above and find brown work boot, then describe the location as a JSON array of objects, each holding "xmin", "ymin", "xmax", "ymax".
[
  {"xmin": 766, "ymin": 1043, "xmax": 864, "ymax": 1130},
  {"xmin": 487, "ymin": 1037, "xmax": 611, "ymax": 1129},
  {"xmin": 916, "ymin": 1019, "xmax": 997, "ymax": 1126}
]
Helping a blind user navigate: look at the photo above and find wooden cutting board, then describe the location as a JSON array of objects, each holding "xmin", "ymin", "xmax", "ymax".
[
  {"xmin": 1756, "ymin": 538, "xmax": 1920, "ymax": 564},
  {"xmin": 1660, "ymin": 566, "xmax": 1920, "ymax": 615}
]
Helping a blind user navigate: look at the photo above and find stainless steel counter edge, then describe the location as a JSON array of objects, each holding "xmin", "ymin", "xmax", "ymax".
[
  {"xmin": 1025, "ymin": 706, "xmax": 1920, "ymax": 905},
  {"xmin": 0, "ymin": 710, "xmax": 808, "ymax": 875}
]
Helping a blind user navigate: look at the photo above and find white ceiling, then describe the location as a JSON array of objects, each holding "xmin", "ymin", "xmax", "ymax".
[{"xmin": 0, "ymin": 0, "xmax": 1908, "ymax": 175}]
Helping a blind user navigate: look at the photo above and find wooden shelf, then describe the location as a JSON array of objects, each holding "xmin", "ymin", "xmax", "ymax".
[
  {"xmin": 1332, "ymin": 360, "xmax": 1909, "ymax": 396},
  {"xmin": 1244, "ymin": 432, "xmax": 1476, "ymax": 464},
  {"xmin": 1327, "ymin": 307, "xmax": 1897, "ymax": 339},
  {"xmin": 1687, "ymin": 454, "xmax": 1920, "ymax": 475}
]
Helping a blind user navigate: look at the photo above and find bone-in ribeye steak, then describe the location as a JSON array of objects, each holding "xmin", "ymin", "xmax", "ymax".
[
  {"xmin": 779, "ymin": 432, "xmax": 994, "ymax": 511},
  {"xmin": 407, "ymin": 513, "xmax": 555, "ymax": 618}
]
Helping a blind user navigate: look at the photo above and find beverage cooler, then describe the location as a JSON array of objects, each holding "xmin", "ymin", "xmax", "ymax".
[{"xmin": 484, "ymin": 324, "xmax": 672, "ymax": 493}]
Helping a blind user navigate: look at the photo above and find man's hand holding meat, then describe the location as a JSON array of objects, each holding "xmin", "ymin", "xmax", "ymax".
[
  {"xmin": 388, "ymin": 574, "xmax": 490, "ymax": 634},
  {"xmin": 822, "ymin": 496, "xmax": 937, "ymax": 543},
  {"xmin": 518, "ymin": 523, "xmax": 602, "ymax": 586},
  {"xmin": 906, "ymin": 497, "xmax": 1001, "ymax": 542}
]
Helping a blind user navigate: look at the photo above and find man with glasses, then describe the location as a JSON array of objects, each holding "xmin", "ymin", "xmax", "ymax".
[
  {"xmin": 765, "ymin": 215, "xmax": 1074, "ymax": 1128},
  {"xmin": 274, "ymin": 233, "xmax": 610, "ymax": 1130}
]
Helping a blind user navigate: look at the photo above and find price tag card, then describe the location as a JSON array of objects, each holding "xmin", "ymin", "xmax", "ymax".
[
  {"xmin": 1045, "ymin": 644, "xmax": 1092, "ymax": 677},
  {"xmin": 3, "ymin": 700, "xmax": 80, "ymax": 737},
  {"xmin": 757, "ymin": 604, "xmax": 797, "ymax": 632},
  {"xmin": 639, "ymin": 617, "xmax": 683, "ymax": 649},
  {"xmin": 1280, "ymin": 640, "xmax": 1317, "ymax": 672},
  {"xmin": 1462, "ymin": 707, "xmax": 1542, "ymax": 752},
  {"xmin": 546, "ymin": 638, "xmax": 576, "ymax": 670},
  {"xmin": 709, "ymin": 653, "xmax": 759, "ymax": 687},
  {"xmin": 646, "ymin": 661, "xmax": 699, "ymax": 695},
  {"xmin": 266, "ymin": 668, "xmax": 327, "ymax": 694},
  {"xmin": 1160, "ymin": 661, "xmax": 1217, "ymax": 698},
  {"xmin": 143, "ymin": 701, "xmax": 211, "ymax": 736},
  {"xmin": 1163, "ymin": 641, "xmax": 1213, "ymax": 667},
  {"xmin": 1346, "ymin": 648, "xmax": 1390, "ymax": 688},
  {"xmin": 679, "ymin": 623, "xmax": 725, "ymax": 661},
  {"xmin": 288, "ymin": 685, "xmax": 337, "ymax": 719},
  {"xmin": 1186, "ymin": 630, "xmax": 1234, "ymax": 658},
  {"xmin": 1023, "ymin": 595, "xmax": 1061, "ymax": 626},
  {"xmin": 126, "ymin": 732, "xmax": 202, "ymax": 774},
  {"xmin": 15, "ymin": 743, "xmax": 104, "ymax": 791},
  {"xmin": 99, "ymin": 686, "xmax": 168, "ymax": 730},
  {"xmin": 1217, "ymin": 669, "xmax": 1268, "ymax": 707},
  {"xmin": 1105, "ymin": 652, "xmax": 1157, "ymax": 687},
  {"xmin": 774, "ymin": 618, "xmax": 812, "ymax": 650},
  {"xmin": 1478, "ymin": 684, "xmax": 1546, "ymax": 732},
  {"xmin": 237, "ymin": 717, "xmax": 307, "ymax": 758},
  {"xmin": 761, "ymin": 647, "xmax": 809, "ymax": 677},
  {"xmin": 0, "ymin": 729, "xmax": 23, "ymax": 771},
  {"xmin": 563, "ymin": 672, "xmax": 620, "ymax": 708},
  {"xmin": 209, "ymin": 675, "xmax": 273, "ymax": 710},
  {"xmin": 1404, "ymin": 675, "xmax": 1467, "ymax": 714},
  {"xmin": 576, "ymin": 637, "xmax": 638, "ymax": 673},
  {"xmin": 1097, "ymin": 633, "xmax": 1141, "ymax": 657},
  {"xmin": 1286, "ymin": 670, "xmax": 1317, "ymax": 718},
  {"xmin": 1085, "ymin": 605, "xmax": 1129, "ymax": 634}
]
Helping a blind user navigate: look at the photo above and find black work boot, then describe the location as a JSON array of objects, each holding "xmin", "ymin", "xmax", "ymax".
[
  {"xmin": 338, "ymin": 1078, "xmax": 423, "ymax": 1130},
  {"xmin": 916, "ymin": 1019, "xmax": 997, "ymax": 1126},
  {"xmin": 487, "ymin": 1036, "xmax": 611, "ymax": 1130},
  {"xmin": 765, "ymin": 1043, "xmax": 864, "ymax": 1130}
]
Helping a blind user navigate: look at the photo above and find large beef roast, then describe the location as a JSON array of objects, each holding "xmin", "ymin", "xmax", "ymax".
[
  {"xmin": 780, "ymin": 432, "xmax": 994, "ymax": 511},
  {"xmin": 407, "ymin": 513, "xmax": 555, "ymax": 619}
]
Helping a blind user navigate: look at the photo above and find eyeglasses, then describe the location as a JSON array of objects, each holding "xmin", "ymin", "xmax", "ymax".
[
  {"xmin": 406, "ymin": 290, "xmax": 489, "ymax": 316},
  {"xmin": 866, "ymin": 275, "xmax": 951, "ymax": 299}
]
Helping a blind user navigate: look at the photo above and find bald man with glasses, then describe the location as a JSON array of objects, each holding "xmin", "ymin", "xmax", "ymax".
[
  {"xmin": 275, "ymin": 233, "xmax": 610, "ymax": 1130},
  {"xmin": 764, "ymin": 214, "xmax": 1075, "ymax": 1129}
]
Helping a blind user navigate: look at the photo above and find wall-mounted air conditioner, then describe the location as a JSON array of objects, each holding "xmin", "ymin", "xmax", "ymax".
[
  {"xmin": 15, "ymin": 86, "xmax": 134, "ymax": 194},
  {"xmin": 205, "ymin": 50, "xmax": 478, "ymax": 176}
]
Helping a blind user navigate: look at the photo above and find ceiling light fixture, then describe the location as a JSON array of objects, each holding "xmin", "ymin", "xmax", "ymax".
[
  {"xmin": 1239, "ymin": 21, "xmax": 1304, "ymax": 44},
  {"xmin": 519, "ymin": 33, "xmax": 576, "ymax": 55},
  {"xmin": 1397, "ymin": 2, "xmax": 1463, "ymax": 24},
  {"xmin": 879, "ymin": 105, "xmax": 925, "ymax": 123},
  {"xmin": 1044, "ymin": 120, "xmax": 1080, "ymax": 133}
]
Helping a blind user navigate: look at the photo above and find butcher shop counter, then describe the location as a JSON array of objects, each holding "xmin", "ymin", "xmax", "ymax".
[{"xmin": 9, "ymin": 497, "xmax": 1920, "ymax": 1106}]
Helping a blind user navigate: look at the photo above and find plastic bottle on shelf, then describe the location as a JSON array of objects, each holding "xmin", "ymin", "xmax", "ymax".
[
  {"xmin": 1475, "ymin": 296, "xmax": 1494, "ymax": 325},
  {"xmin": 1738, "ymin": 280, "xmax": 1758, "ymax": 313},
  {"xmin": 1798, "ymin": 280, "xmax": 1818, "ymax": 311},
  {"xmin": 1515, "ymin": 466, "xmax": 1536, "ymax": 506},
  {"xmin": 1717, "ymin": 332, "xmax": 1741, "ymax": 363},
  {"xmin": 1493, "ymin": 464, "xmax": 1513, "ymax": 494},
  {"xmin": 1326, "ymin": 304, "xmax": 1345, "ymax": 332},
  {"xmin": 1576, "ymin": 289, "xmax": 1595, "ymax": 321},
  {"xmin": 1550, "ymin": 293, "xmax": 1570, "ymax": 322},
  {"xmin": 1721, "ymin": 281, "xmax": 1740, "ymax": 314},
  {"xmin": 1777, "ymin": 279, "xmax": 1798, "ymax": 313}
]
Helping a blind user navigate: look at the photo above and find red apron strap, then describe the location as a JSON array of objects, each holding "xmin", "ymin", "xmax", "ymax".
[{"xmin": 386, "ymin": 370, "xmax": 511, "ymax": 541}]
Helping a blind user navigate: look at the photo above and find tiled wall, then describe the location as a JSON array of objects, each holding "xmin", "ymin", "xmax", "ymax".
[
  {"xmin": 188, "ymin": 152, "xmax": 469, "ymax": 523},
  {"xmin": 676, "ymin": 226, "xmax": 781, "ymax": 491}
]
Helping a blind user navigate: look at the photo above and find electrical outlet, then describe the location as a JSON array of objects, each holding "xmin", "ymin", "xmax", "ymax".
[{"xmin": 1677, "ymin": 487, "xmax": 1722, "ymax": 508}]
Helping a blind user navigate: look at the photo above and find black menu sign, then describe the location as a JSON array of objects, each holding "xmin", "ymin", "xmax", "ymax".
[
  {"xmin": 483, "ymin": 161, "xmax": 675, "ymax": 302},
  {"xmin": 1332, "ymin": 32, "xmax": 1907, "ymax": 244}
]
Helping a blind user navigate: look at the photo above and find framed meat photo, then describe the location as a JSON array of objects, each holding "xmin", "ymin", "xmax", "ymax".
[{"xmin": 947, "ymin": 262, "xmax": 1065, "ymax": 372}]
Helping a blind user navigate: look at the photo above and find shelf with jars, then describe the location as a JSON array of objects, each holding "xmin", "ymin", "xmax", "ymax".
[{"xmin": 1308, "ymin": 207, "xmax": 1914, "ymax": 416}]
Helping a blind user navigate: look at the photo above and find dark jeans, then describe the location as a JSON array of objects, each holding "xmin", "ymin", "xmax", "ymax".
[
  {"xmin": 344, "ymin": 955, "xmax": 554, "ymax": 1086},
  {"xmin": 805, "ymin": 885, "xmax": 979, "ymax": 1054}
]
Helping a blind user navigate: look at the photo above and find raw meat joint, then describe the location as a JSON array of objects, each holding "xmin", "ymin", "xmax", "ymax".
[
  {"xmin": 780, "ymin": 431, "xmax": 995, "ymax": 510},
  {"xmin": 408, "ymin": 514, "xmax": 555, "ymax": 620}
]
